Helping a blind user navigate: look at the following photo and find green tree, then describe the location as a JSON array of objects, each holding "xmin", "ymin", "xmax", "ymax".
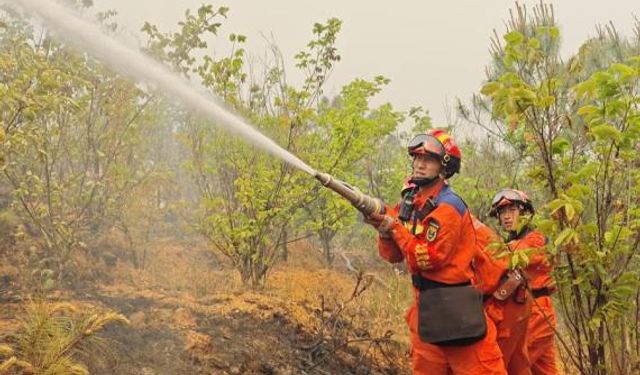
[
  {"xmin": 301, "ymin": 77, "xmax": 402, "ymax": 264},
  {"xmin": 0, "ymin": 7, "xmax": 163, "ymax": 284},
  {"xmin": 143, "ymin": 9, "xmax": 404, "ymax": 285},
  {"xmin": 477, "ymin": 3, "xmax": 640, "ymax": 374}
]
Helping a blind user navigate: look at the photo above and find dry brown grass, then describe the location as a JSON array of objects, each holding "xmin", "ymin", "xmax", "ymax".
[
  {"xmin": 3, "ymin": 234, "xmax": 413, "ymax": 373},
  {"xmin": 266, "ymin": 241, "xmax": 414, "ymax": 347}
]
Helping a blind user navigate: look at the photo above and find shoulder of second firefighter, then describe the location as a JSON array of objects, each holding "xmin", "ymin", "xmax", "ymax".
[
  {"xmin": 523, "ymin": 229, "xmax": 547, "ymax": 248},
  {"xmin": 434, "ymin": 185, "xmax": 468, "ymax": 217}
]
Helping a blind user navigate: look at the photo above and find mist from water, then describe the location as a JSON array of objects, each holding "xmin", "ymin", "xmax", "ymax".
[{"xmin": 7, "ymin": 0, "xmax": 317, "ymax": 176}]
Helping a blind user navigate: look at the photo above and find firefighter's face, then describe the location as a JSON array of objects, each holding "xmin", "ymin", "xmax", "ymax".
[
  {"xmin": 412, "ymin": 154, "xmax": 442, "ymax": 180},
  {"xmin": 498, "ymin": 204, "xmax": 521, "ymax": 231}
]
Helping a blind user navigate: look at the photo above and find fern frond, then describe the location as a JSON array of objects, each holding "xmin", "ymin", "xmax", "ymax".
[
  {"xmin": 50, "ymin": 302, "xmax": 79, "ymax": 315},
  {"xmin": 68, "ymin": 364, "xmax": 89, "ymax": 375},
  {"xmin": 0, "ymin": 357, "xmax": 32, "ymax": 374},
  {"xmin": 0, "ymin": 356, "xmax": 17, "ymax": 374},
  {"xmin": 84, "ymin": 312, "xmax": 129, "ymax": 336},
  {"xmin": 10, "ymin": 300, "xmax": 128, "ymax": 374},
  {"xmin": 0, "ymin": 345, "xmax": 13, "ymax": 357}
]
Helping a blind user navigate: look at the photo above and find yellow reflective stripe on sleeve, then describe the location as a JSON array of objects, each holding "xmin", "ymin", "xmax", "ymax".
[{"xmin": 414, "ymin": 243, "xmax": 432, "ymax": 270}]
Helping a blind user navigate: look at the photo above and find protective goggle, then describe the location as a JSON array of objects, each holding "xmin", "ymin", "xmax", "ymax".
[
  {"xmin": 407, "ymin": 134, "xmax": 445, "ymax": 157},
  {"xmin": 491, "ymin": 189, "xmax": 525, "ymax": 208}
]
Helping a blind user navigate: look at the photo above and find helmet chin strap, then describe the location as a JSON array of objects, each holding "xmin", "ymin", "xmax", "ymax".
[{"xmin": 410, "ymin": 175, "xmax": 440, "ymax": 187}]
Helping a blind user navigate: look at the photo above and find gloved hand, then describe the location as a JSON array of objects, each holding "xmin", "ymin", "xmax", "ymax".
[{"xmin": 364, "ymin": 212, "xmax": 396, "ymax": 239}]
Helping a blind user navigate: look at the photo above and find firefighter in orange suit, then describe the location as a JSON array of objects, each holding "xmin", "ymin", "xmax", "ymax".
[
  {"xmin": 489, "ymin": 189, "xmax": 558, "ymax": 375},
  {"xmin": 364, "ymin": 129, "xmax": 506, "ymax": 375},
  {"xmin": 473, "ymin": 215, "xmax": 532, "ymax": 375}
]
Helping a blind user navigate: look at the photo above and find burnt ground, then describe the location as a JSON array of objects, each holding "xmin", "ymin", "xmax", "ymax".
[
  {"xmin": 79, "ymin": 286, "xmax": 407, "ymax": 374},
  {"xmin": 0, "ymin": 238, "xmax": 410, "ymax": 374}
]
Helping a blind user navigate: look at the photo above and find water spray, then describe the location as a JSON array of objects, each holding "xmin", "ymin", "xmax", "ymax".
[
  {"xmin": 7, "ymin": 0, "xmax": 315, "ymax": 175},
  {"xmin": 8, "ymin": 0, "xmax": 385, "ymax": 217}
]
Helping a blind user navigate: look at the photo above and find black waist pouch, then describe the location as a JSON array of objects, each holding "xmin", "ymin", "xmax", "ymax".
[{"xmin": 413, "ymin": 275, "xmax": 487, "ymax": 346}]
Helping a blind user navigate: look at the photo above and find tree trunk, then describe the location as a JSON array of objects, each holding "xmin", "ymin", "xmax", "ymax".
[
  {"xmin": 251, "ymin": 261, "xmax": 268, "ymax": 289},
  {"xmin": 319, "ymin": 231, "xmax": 333, "ymax": 266},
  {"xmin": 122, "ymin": 224, "xmax": 139, "ymax": 269},
  {"xmin": 279, "ymin": 226, "xmax": 288, "ymax": 262}
]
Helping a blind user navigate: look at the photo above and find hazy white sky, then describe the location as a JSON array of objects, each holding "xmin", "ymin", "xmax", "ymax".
[{"xmin": 96, "ymin": 0, "xmax": 639, "ymax": 128}]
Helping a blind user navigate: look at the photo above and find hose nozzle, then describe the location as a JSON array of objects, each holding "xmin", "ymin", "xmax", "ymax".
[{"xmin": 314, "ymin": 172, "xmax": 384, "ymax": 216}]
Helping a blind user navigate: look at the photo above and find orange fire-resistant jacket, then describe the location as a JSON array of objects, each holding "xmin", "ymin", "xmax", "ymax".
[
  {"xmin": 474, "ymin": 218, "xmax": 532, "ymax": 375},
  {"xmin": 510, "ymin": 230, "xmax": 553, "ymax": 291},
  {"xmin": 377, "ymin": 181, "xmax": 507, "ymax": 375},
  {"xmin": 511, "ymin": 229, "xmax": 558, "ymax": 375},
  {"xmin": 471, "ymin": 216, "xmax": 505, "ymax": 295},
  {"xmin": 378, "ymin": 181, "xmax": 476, "ymax": 285}
]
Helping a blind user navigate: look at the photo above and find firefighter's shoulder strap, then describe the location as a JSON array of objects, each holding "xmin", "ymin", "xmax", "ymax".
[
  {"xmin": 412, "ymin": 184, "xmax": 466, "ymax": 234},
  {"xmin": 411, "ymin": 198, "xmax": 437, "ymax": 235}
]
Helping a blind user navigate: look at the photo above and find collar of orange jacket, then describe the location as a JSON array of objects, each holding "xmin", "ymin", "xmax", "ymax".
[
  {"xmin": 414, "ymin": 180, "xmax": 446, "ymax": 211},
  {"xmin": 507, "ymin": 225, "xmax": 531, "ymax": 242}
]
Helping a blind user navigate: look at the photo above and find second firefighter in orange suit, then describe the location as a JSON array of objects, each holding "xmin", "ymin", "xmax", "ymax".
[
  {"xmin": 365, "ymin": 129, "xmax": 506, "ymax": 375},
  {"xmin": 490, "ymin": 189, "xmax": 558, "ymax": 375},
  {"xmin": 473, "ymin": 215, "xmax": 532, "ymax": 375}
]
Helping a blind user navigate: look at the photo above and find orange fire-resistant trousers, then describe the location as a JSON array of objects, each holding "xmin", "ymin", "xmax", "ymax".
[
  {"xmin": 405, "ymin": 304, "xmax": 507, "ymax": 375},
  {"xmin": 527, "ymin": 296, "xmax": 558, "ymax": 375},
  {"xmin": 486, "ymin": 297, "xmax": 532, "ymax": 375}
]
